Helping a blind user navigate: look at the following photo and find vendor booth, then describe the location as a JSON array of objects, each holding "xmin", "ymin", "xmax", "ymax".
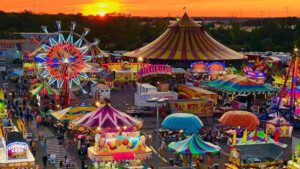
[
  {"xmin": 70, "ymin": 104, "xmax": 152, "ymax": 168},
  {"xmin": 169, "ymin": 98, "xmax": 214, "ymax": 116},
  {"xmin": 226, "ymin": 130, "xmax": 287, "ymax": 169},
  {"xmin": 0, "ymin": 132, "xmax": 35, "ymax": 169}
]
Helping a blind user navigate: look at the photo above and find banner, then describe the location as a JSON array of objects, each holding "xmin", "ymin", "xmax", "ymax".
[
  {"xmin": 170, "ymin": 99, "xmax": 214, "ymax": 116},
  {"xmin": 178, "ymin": 85, "xmax": 218, "ymax": 104}
]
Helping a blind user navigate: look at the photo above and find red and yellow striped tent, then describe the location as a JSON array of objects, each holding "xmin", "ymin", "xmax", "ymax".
[{"xmin": 124, "ymin": 13, "xmax": 244, "ymax": 60}]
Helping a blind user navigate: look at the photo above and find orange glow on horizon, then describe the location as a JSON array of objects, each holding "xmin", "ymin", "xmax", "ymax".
[
  {"xmin": 0, "ymin": 0, "xmax": 300, "ymax": 17},
  {"xmin": 81, "ymin": 0, "xmax": 123, "ymax": 16}
]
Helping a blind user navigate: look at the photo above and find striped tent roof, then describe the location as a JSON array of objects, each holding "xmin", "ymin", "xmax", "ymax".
[
  {"xmin": 30, "ymin": 82, "xmax": 58, "ymax": 96},
  {"xmin": 203, "ymin": 74, "xmax": 276, "ymax": 94},
  {"xmin": 124, "ymin": 13, "xmax": 244, "ymax": 60},
  {"xmin": 51, "ymin": 105, "xmax": 96, "ymax": 121},
  {"xmin": 71, "ymin": 104, "xmax": 143, "ymax": 132},
  {"xmin": 168, "ymin": 134, "xmax": 221, "ymax": 155}
]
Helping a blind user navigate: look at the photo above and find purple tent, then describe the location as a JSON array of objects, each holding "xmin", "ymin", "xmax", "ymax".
[{"xmin": 72, "ymin": 104, "xmax": 143, "ymax": 132}]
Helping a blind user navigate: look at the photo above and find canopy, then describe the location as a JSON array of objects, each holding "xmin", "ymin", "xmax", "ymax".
[
  {"xmin": 236, "ymin": 130, "xmax": 287, "ymax": 148},
  {"xmin": 162, "ymin": 113, "xmax": 203, "ymax": 134},
  {"xmin": 30, "ymin": 83, "xmax": 58, "ymax": 96},
  {"xmin": 51, "ymin": 105, "xmax": 96, "ymax": 121},
  {"xmin": 168, "ymin": 134, "xmax": 221, "ymax": 155},
  {"xmin": 124, "ymin": 13, "xmax": 244, "ymax": 61},
  {"xmin": 219, "ymin": 110, "xmax": 259, "ymax": 131},
  {"xmin": 203, "ymin": 74, "xmax": 276, "ymax": 94},
  {"xmin": 71, "ymin": 104, "xmax": 143, "ymax": 131}
]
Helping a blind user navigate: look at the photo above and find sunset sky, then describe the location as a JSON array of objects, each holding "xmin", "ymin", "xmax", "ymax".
[{"xmin": 1, "ymin": 0, "xmax": 300, "ymax": 17}]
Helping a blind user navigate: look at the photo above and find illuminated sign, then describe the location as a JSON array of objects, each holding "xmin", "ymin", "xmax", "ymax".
[
  {"xmin": 191, "ymin": 61, "xmax": 225, "ymax": 73},
  {"xmin": 6, "ymin": 142, "xmax": 28, "ymax": 160},
  {"xmin": 245, "ymin": 71, "xmax": 266, "ymax": 79},
  {"xmin": 113, "ymin": 152, "xmax": 134, "ymax": 161},
  {"xmin": 137, "ymin": 65, "xmax": 172, "ymax": 78}
]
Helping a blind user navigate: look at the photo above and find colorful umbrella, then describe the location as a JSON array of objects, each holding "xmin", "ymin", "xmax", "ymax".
[
  {"xmin": 162, "ymin": 113, "xmax": 203, "ymax": 134},
  {"xmin": 219, "ymin": 110, "xmax": 259, "ymax": 131},
  {"xmin": 203, "ymin": 74, "xmax": 276, "ymax": 93},
  {"xmin": 71, "ymin": 104, "xmax": 143, "ymax": 132},
  {"xmin": 51, "ymin": 105, "xmax": 96, "ymax": 121},
  {"xmin": 30, "ymin": 83, "xmax": 58, "ymax": 96},
  {"xmin": 168, "ymin": 134, "xmax": 221, "ymax": 155}
]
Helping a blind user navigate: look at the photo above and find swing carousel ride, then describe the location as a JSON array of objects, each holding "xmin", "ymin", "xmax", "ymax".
[{"xmin": 260, "ymin": 47, "xmax": 300, "ymax": 127}]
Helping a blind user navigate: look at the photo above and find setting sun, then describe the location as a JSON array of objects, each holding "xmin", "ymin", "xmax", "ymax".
[{"xmin": 81, "ymin": 0, "xmax": 122, "ymax": 16}]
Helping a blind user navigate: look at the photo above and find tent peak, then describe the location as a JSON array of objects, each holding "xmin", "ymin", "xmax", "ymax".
[{"xmin": 171, "ymin": 12, "xmax": 200, "ymax": 28}]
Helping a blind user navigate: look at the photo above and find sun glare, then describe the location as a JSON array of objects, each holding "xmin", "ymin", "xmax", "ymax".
[{"xmin": 81, "ymin": 0, "xmax": 122, "ymax": 16}]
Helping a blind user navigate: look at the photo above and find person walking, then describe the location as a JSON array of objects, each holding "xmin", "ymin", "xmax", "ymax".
[
  {"xmin": 65, "ymin": 158, "xmax": 70, "ymax": 169},
  {"xmin": 42, "ymin": 139, "xmax": 47, "ymax": 152},
  {"xmin": 42, "ymin": 154, "xmax": 48, "ymax": 168}
]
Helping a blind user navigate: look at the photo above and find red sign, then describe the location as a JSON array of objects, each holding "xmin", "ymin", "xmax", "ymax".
[
  {"xmin": 137, "ymin": 64, "xmax": 172, "ymax": 78},
  {"xmin": 113, "ymin": 152, "xmax": 134, "ymax": 161}
]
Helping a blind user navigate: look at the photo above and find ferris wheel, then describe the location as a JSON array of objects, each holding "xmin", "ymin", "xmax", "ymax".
[{"xmin": 33, "ymin": 21, "xmax": 101, "ymax": 104}]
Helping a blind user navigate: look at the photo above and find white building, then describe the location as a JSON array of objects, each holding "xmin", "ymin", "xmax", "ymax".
[
  {"xmin": 135, "ymin": 83, "xmax": 178, "ymax": 108},
  {"xmin": 91, "ymin": 84, "xmax": 110, "ymax": 100}
]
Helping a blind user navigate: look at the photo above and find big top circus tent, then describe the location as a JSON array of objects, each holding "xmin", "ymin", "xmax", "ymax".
[{"xmin": 124, "ymin": 12, "xmax": 244, "ymax": 60}]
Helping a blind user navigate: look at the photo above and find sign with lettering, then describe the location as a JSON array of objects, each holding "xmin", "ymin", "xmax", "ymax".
[{"xmin": 6, "ymin": 142, "xmax": 28, "ymax": 160}]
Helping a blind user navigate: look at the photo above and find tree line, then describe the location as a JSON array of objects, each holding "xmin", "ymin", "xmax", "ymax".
[{"xmin": 0, "ymin": 11, "xmax": 299, "ymax": 52}]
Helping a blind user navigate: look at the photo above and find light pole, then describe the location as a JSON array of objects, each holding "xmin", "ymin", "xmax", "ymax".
[{"xmin": 147, "ymin": 97, "xmax": 168, "ymax": 169}]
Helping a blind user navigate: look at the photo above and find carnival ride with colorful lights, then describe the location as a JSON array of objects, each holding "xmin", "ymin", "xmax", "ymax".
[
  {"xmin": 260, "ymin": 47, "xmax": 300, "ymax": 127},
  {"xmin": 32, "ymin": 21, "xmax": 101, "ymax": 106}
]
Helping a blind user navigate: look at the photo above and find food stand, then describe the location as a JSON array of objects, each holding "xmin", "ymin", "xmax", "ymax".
[
  {"xmin": 88, "ymin": 131, "xmax": 152, "ymax": 167},
  {"xmin": 0, "ymin": 132, "xmax": 35, "ymax": 169}
]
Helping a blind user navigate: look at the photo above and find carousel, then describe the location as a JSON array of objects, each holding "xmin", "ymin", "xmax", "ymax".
[{"xmin": 70, "ymin": 104, "xmax": 152, "ymax": 168}]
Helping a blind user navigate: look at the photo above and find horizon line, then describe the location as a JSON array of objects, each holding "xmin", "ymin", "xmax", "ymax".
[{"xmin": 1, "ymin": 10, "xmax": 300, "ymax": 19}]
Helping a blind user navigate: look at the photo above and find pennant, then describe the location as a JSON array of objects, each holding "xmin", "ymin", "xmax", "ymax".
[
  {"xmin": 274, "ymin": 129, "xmax": 279, "ymax": 142},
  {"xmin": 265, "ymin": 127, "xmax": 268, "ymax": 142},
  {"xmin": 253, "ymin": 130, "xmax": 257, "ymax": 142},
  {"xmin": 232, "ymin": 130, "xmax": 237, "ymax": 146},
  {"xmin": 242, "ymin": 129, "xmax": 247, "ymax": 143}
]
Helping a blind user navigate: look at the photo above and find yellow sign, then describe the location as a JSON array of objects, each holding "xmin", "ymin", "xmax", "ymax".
[
  {"xmin": 170, "ymin": 99, "xmax": 214, "ymax": 116},
  {"xmin": 178, "ymin": 85, "xmax": 218, "ymax": 104}
]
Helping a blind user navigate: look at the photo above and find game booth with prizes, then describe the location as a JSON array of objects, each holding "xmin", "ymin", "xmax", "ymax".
[
  {"xmin": 70, "ymin": 104, "xmax": 152, "ymax": 168},
  {"xmin": 225, "ymin": 130, "xmax": 287, "ymax": 169}
]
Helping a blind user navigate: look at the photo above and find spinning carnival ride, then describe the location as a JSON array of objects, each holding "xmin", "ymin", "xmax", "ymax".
[
  {"xmin": 33, "ymin": 21, "xmax": 100, "ymax": 106},
  {"xmin": 260, "ymin": 47, "xmax": 300, "ymax": 127}
]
